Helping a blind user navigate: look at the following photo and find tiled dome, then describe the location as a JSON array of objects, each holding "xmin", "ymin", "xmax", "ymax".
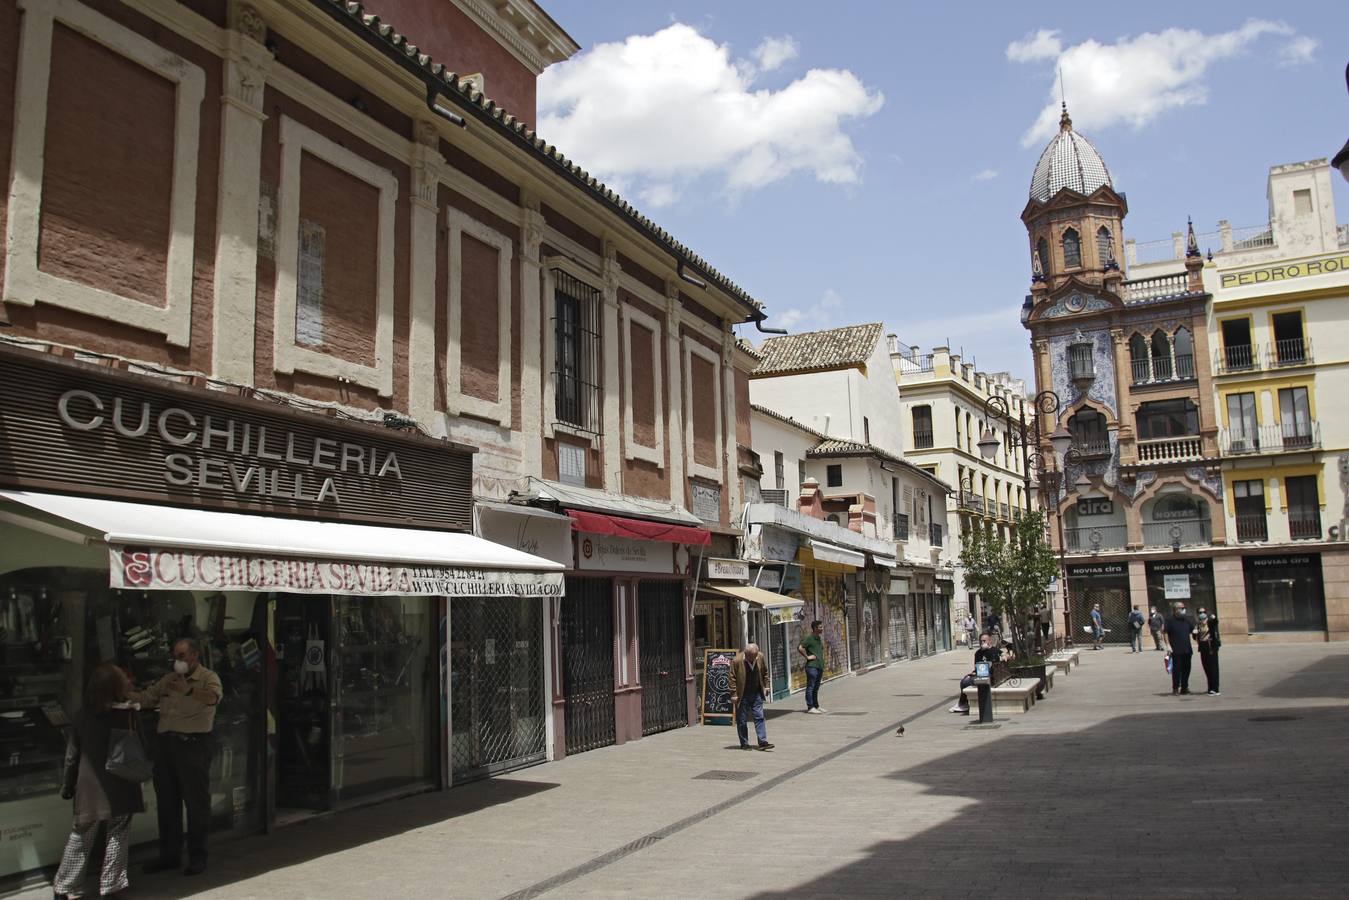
[{"xmin": 1029, "ymin": 105, "xmax": 1112, "ymax": 203}]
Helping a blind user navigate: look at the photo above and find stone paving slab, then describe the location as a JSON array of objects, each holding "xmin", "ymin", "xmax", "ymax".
[{"xmin": 17, "ymin": 642, "xmax": 1349, "ymax": 900}]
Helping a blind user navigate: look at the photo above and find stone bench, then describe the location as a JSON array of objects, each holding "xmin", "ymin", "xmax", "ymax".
[
  {"xmin": 1048, "ymin": 656, "xmax": 1073, "ymax": 675},
  {"xmin": 963, "ymin": 679, "xmax": 1040, "ymax": 714},
  {"xmin": 1048, "ymin": 651, "xmax": 1080, "ymax": 671}
]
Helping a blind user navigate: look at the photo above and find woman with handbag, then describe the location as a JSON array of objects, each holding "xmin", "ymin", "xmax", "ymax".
[{"xmin": 53, "ymin": 663, "xmax": 146, "ymax": 899}]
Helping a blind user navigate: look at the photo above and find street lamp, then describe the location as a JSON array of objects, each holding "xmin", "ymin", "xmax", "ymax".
[{"xmin": 1334, "ymin": 61, "xmax": 1349, "ymax": 184}]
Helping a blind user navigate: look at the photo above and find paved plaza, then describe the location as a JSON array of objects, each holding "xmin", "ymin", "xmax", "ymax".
[{"xmin": 27, "ymin": 642, "xmax": 1349, "ymax": 900}]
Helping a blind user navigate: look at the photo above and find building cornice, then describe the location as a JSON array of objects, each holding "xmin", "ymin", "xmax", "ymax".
[{"xmin": 450, "ymin": 0, "xmax": 578, "ymax": 75}]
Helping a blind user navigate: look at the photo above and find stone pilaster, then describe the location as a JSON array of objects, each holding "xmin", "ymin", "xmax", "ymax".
[
  {"xmin": 600, "ymin": 241, "xmax": 622, "ymax": 492},
  {"xmin": 665, "ymin": 281, "xmax": 686, "ymax": 508},
  {"xmin": 407, "ymin": 120, "xmax": 444, "ymax": 429},
  {"xmin": 519, "ymin": 191, "xmax": 546, "ymax": 478}
]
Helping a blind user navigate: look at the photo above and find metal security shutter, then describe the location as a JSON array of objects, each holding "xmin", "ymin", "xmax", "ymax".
[
  {"xmin": 638, "ymin": 580, "xmax": 688, "ymax": 736},
  {"xmin": 560, "ymin": 576, "xmax": 616, "ymax": 755}
]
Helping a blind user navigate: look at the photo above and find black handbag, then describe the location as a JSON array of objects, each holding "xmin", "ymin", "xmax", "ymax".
[{"xmin": 106, "ymin": 710, "xmax": 154, "ymax": 783}]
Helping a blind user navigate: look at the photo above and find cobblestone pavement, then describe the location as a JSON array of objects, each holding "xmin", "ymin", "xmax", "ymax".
[{"xmin": 23, "ymin": 642, "xmax": 1349, "ymax": 900}]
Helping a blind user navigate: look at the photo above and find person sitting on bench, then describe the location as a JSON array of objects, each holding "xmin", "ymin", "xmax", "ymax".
[{"xmin": 950, "ymin": 632, "xmax": 1003, "ymax": 715}]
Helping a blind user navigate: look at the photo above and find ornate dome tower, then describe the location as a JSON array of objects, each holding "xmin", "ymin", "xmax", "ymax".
[{"xmin": 1022, "ymin": 104, "xmax": 1127, "ymax": 300}]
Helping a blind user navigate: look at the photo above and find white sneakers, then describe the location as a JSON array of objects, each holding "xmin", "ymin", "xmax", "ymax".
[{"xmin": 805, "ymin": 707, "xmax": 826, "ymax": 714}]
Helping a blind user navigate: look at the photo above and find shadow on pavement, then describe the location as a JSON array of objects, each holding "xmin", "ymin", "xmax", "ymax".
[
  {"xmin": 749, "ymin": 705, "xmax": 1349, "ymax": 899},
  {"xmin": 104, "ymin": 777, "xmax": 560, "ymax": 899},
  {"xmin": 1259, "ymin": 651, "xmax": 1349, "ymax": 698}
]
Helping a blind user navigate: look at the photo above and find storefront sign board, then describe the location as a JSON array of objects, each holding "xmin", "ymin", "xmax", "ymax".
[
  {"xmin": 1163, "ymin": 574, "xmax": 1191, "ymax": 599},
  {"xmin": 699, "ymin": 648, "xmax": 737, "ymax": 726},
  {"xmin": 759, "ymin": 526, "xmax": 799, "ymax": 562},
  {"xmin": 707, "ymin": 558, "xmax": 750, "ymax": 581},
  {"xmin": 476, "ymin": 507, "xmax": 572, "ymax": 567},
  {"xmin": 754, "ymin": 566, "xmax": 782, "ymax": 590},
  {"xmin": 575, "ymin": 533, "xmax": 675, "ymax": 573},
  {"xmin": 110, "ymin": 547, "xmax": 565, "ymax": 597},
  {"xmin": 1066, "ymin": 563, "xmax": 1127, "ymax": 577}
]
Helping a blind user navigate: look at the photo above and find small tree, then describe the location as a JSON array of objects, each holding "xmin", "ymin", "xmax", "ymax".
[{"xmin": 959, "ymin": 510, "xmax": 1060, "ymax": 661}]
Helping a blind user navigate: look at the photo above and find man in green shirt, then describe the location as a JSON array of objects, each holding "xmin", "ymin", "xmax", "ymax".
[{"xmin": 798, "ymin": 620, "xmax": 826, "ymax": 713}]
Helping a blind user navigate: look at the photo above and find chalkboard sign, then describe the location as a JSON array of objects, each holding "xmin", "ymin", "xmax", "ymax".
[{"xmin": 700, "ymin": 648, "xmax": 738, "ymax": 726}]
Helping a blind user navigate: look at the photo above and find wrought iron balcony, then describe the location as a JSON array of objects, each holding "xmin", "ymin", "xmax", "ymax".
[
  {"xmin": 1268, "ymin": 337, "xmax": 1313, "ymax": 368},
  {"xmin": 912, "ymin": 429, "xmax": 934, "ymax": 449},
  {"xmin": 1142, "ymin": 519, "xmax": 1212, "ymax": 548},
  {"xmin": 1289, "ymin": 509, "xmax": 1322, "ymax": 541},
  {"xmin": 1235, "ymin": 513, "xmax": 1268, "ymax": 543},
  {"xmin": 894, "ymin": 513, "xmax": 910, "ymax": 541},
  {"xmin": 1064, "ymin": 525, "xmax": 1128, "ymax": 553},
  {"xmin": 1214, "ymin": 344, "xmax": 1259, "ymax": 375},
  {"xmin": 1221, "ymin": 423, "xmax": 1320, "ymax": 456},
  {"xmin": 1074, "ymin": 438, "xmax": 1111, "ymax": 459}
]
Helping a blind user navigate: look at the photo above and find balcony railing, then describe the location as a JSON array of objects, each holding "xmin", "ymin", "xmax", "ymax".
[
  {"xmin": 999, "ymin": 502, "xmax": 1010, "ymax": 520},
  {"xmin": 930, "ymin": 523, "xmax": 943, "ymax": 547},
  {"xmin": 761, "ymin": 488, "xmax": 789, "ymax": 507},
  {"xmin": 1074, "ymin": 438, "xmax": 1111, "ymax": 459},
  {"xmin": 1133, "ymin": 354, "xmax": 1196, "ymax": 384},
  {"xmin": 1289, "ymin": 509, "xmax": 1322, "ymax": 541},
  {"xmin": 1123, "ymin": 272, "xmax": 1191, "ymax": 303},
  {"xmin": 1222, "ymin": 423, "xmax": 1320, "ymax": 456},
  {"xmin": 1215, "ymin": 344, "xmax": 1258, "ymax": 374},
  {"xmin": 912, "ymin": 429, "xmax": 934, "ymax": 449},
  {"xmin": 1142, "ymin": 519, "xmax": 1212, "ymax": 548},
  {"xmin": 1136, "ymin": 436, "xmax": 1204, "ymax": 464},
  {"xmin": 1235, "ymin": 512, "xmax": 1268, "ymax": 543},
  {"xmin": 894, "ymin": 513, "xmax": 910, "ymax": 541},
  {"xmin": 959, "ymin": 492, "xmax": 985, "ymax": 513},
  {"xmin": 1269, "ymin": 337, "xmax": 1312, "ymax": 368},
  {"xmin": 1064, "ymin": 525, "xmax": 1128, "ymax": 552}
]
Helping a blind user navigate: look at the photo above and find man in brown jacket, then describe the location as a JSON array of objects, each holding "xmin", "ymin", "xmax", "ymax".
[{"xmin": 729, "ymin": 643, "xmax": 774, "ymax": 751}]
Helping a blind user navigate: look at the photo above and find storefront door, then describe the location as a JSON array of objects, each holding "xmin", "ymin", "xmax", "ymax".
[
  {"xmin": 886, "ymin": 594, "xmax": 908, "ymax": 660},
  {"xmin": 559, "ymin": 577, "xmax": 616, "ymax": 755},
  {"xmin": 815, "ymin": 573, "xmax": 849, "ymax": 679},
  {"xmin": 450, "ymin": 597, "xmax": 546, "ymax": 782},
  {"xmin": 1244, "ymin": 554, "xmax": 1326, "ymax": 632},
  {"xmin": 637, "ymin": 581, "xmax": 688, "ymax": 736},
  {"xmin": 1067, "ymin": 563, "xmax": 1131, "ymax": 643}
]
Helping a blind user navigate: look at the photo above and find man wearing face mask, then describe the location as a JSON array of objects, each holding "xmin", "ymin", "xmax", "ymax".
[
  {"xmin": 1163, "ymin": 603, "xmax": 1196, "ymax": 695},
  {"xmin": 130, "ymin": 638, "xmax": 221, "ymax": 877},
  {"xmin": 1196, "ymin": 606, "xmax": 1221, "ymax": 695}
]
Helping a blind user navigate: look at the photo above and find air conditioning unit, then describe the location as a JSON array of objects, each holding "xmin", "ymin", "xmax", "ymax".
[{"xmin": 761, "ymin": 489, "xmax": 788, "ymax": 507}]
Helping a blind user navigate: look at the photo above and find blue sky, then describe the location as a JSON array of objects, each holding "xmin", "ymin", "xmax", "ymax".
[{"xmin": 536, "ymin": 2, "xmax": 1349, "ymax": 379}]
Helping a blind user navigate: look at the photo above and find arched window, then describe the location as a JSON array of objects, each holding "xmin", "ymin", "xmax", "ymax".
[
  {"xmin": 1096, "ymin": 226, "xmax": 1113, "ymax": 266},
  {"xmin": 1062, "ymin": 228, "xmax": 1082, "ymax": 269},
  {"xmin": 1037, "ymin": 238, "xmax": 1051, "ymax": 276},
  {"xmin": 1173, "ymin": 327, "xmax": 1194, "ymax": 378},
  {"xmin": 1150, "ymin": 330, "xmax": 1173, "ymax": 380},
  {"xmin": 1069, "ymin": 408, "xmax": 1109, "ymax": 456},
  {"xmin": 1129, "ymin": 333, "xmax": 1150, "ymax": 383}
]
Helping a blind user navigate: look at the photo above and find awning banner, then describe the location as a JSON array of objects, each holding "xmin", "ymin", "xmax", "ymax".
[
  {"xmin": 110, "ymin": 547, "xmax": 565, "ymax": 597},
  {"xmin": 565, "ymin": 509, "xmax": 711, "ymax": 546}
]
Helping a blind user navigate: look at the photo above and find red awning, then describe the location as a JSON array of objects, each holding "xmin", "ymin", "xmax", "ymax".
[{"xmin": 565, "ymin": 509, "xmax": 711, "ymax": 546}]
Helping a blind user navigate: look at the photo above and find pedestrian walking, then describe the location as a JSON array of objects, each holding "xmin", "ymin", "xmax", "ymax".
[
  {"xmin": 798, "ymin": 620, "xmax": 826, "ymax": 713},
  {"xmin": 963, "ymin": 613, "xmax": 978, "ymax": 648},
  {"xmin": 1039, "ymin": 604, "xmax": 1053, "ymax": 647},
  {"xmin": 130, "ymin": 638, "xmax": 221, "ymax": 877},
  {"xmin": 729, "ymin": 643, "xmax": 774, "ymax": 751},
  {"xmin": 949, "ymin": 632, "xmax": 1002, "ymax": 715},
  {"xmin": 1090, "ymin": 603, "xmax": 1105, "ymax": 650},
  {"xmin": 53, "ymin": 663, "xmax": 146, "ymax": 900},
  {"xmin": 1196, "ymin": 606, "xmax": 1221, "ymax": 695},
  {"xmin": 1164, "ymin": 603, "xmax": 1196, "ymax": 695},
  {"xmin": 1127, "ymin": 605, "xmax": 1145, "ymax": 653},
  {"xmin": 1148, "ymin": 606, "xmax": 1165, "ymax": 651}
]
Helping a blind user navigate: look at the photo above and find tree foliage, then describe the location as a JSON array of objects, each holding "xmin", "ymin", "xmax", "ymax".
[{"xmin": 959, "ymin": 510, "xmax": 1060, "ymax": 661}]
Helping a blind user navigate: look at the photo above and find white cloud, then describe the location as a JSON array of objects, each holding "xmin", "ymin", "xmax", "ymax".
[
  {"xmin": 537, "ymin": 24, "xmax": 883, "ymax": 203},
  {"xmin": 1010, "ymin": 20, "xmax": 1314, "ymax": 146},
  {"xmin": 752, "ymin": 36, "xmax": 799, "ymax": 72},
  {"xmin": 773, "ymin": 288, "xmax": 847, "ymax": 332},
  {"xmin": 1006, "ymin": 29, "xmax": 1061, "ymax": 63},
  {"xmin": 971, "ymin": 168, "xmax": 999, "ymax": 182},
  {"xmin": 1279, "ymin": 35, "xmax": 1317, "ymax": 66}
]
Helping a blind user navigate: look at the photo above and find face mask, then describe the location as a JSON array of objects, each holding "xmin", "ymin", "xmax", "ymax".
[
  {"xmin": 1199, "ymin": 613, "xmax": 1208, "ymax": 621},
  {"xmin": 173, "ymin": 659, "xmax": 190, "ymax": 675}
]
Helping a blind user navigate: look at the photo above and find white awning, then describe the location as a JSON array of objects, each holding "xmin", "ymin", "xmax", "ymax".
[
  {"xmin": 870, "ymin": 554, "xmax": 899, "ymax": 569},
  {"xmin": 808, "ymin": 540, "xmax": 866, "ymax": 568},
  {"xmin": 703, "ymin": 583, "xmax": 805, "ymax": 612},
  {"xmin": 1, "ymin": 490, "xmax": 563, "ymax": 598},
  {"xmin": 527, "ymin": 477, "xmax": 701, "ymax": 526}
]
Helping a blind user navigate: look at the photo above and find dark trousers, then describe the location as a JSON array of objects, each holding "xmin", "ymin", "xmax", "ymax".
[
  {"xmin": 152, "ymin": 733, "xmax": 214, "ymax": 866},
  {"xmin": 804, "ymin": 666, "xmax": 822, "ymax": 709},
  {"xmin": 1200, "ymin": 648, "xmax": 1220, "ymax": 693},
  {"xmin": 1171, "ymin": 653, "xmax": 1193, "ymax": 692}
]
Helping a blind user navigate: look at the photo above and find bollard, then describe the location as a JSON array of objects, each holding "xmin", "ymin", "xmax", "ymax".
[{"xmin": 976, "ymin": 681, "xmax": 993, "ymax": 723}]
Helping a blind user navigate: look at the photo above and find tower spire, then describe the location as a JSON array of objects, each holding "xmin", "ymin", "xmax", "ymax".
[
  {"xmin": 1185, "ymin": 216, "xmax": 1201, "ymax": 258},
  {"xmin": 1059, "ymin": 67, "xmax": 1072, "ymax": 131}
]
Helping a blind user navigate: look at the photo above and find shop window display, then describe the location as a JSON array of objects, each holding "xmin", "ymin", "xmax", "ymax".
[{"xmin": 0, "ymin": 546, "xmax": 265, "ymax": 881}]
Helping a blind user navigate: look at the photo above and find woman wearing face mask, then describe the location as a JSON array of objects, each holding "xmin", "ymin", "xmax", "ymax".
[{"xmin": 1196, "ymin": 607, "xmax": 1221, "ymax": 695}]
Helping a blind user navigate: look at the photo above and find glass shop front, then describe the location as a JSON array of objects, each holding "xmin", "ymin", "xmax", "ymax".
[{"xmin": 0, "ymin": 346, "xmax": 562, "ymax": 884}]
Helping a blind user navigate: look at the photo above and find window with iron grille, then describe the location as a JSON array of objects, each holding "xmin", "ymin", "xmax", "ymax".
[
  {"xmin": 1062, "ymin": 228, "xmax": 1082, "ymax": 269},
  {"xmin": 774, "ymin": 451, "xmax": 785, "ymax": 490},
  {"xmin": 1067, "ymin": 342, "xmax": 1094, "ymax": 381},
  {"xmin": 553, "ymin": 270, "xmax": 602, "ymax": 433},
  {"xmin": 1285, "ymin": 475, "xmax": 1321, "ymax": 540},
  {"xmin": 911, "ymin": 405, "xmax": 933, "ymax": 449},
  {"xmin": 826, "ymin": 464, "xmax": 843, "ymax": 488}
]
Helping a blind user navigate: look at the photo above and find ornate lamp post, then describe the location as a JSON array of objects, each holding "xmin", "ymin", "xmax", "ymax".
[{"xmin": 976, "ymin": 391, "xmax": 1082, "ymax": 646}]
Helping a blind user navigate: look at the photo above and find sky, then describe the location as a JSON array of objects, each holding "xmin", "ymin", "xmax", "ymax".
[{"xmin": 534, "ymin": 2, "xmax": 1349, "ymax": 380}]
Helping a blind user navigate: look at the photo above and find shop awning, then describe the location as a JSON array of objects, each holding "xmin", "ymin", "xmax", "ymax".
[
  {"xmin": 870, "ymin": 554, "xmax": 899, "ymax": 569},
  {"xmin": 703, "ymin": 583, "xmax": 804, "ymax": 612},
  {"xmin": 807, "ymin": 540, "xmax": 866, "ymax": 568},
  {"xmin": 565, "ymin": 509, "xmax": 711, "ymax": 546},
  {"xmin": 0, "ymin": 490, "xmax": 564, "ymax": 598},
  {"xmin": 528, "ymin": 477, "xmax": 701, "ymax": 525}
]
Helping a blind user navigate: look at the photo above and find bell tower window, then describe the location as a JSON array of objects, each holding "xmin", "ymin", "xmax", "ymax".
[
  {"xmin": 1062, "ymin": 228, "xmax": 1082, "ymax": 269},
  {"xmin": 1037, "ymin": 238, "xmax": 1051, "ymax": 276},
  {"xmin": 1096, "ymin": 226, "xmax": 1112, "ymax": 266}
]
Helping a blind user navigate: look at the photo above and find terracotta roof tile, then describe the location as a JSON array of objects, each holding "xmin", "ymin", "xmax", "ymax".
[{"xmin": 753, "ymin": 323, "xmax": 884, "ymax": 376}]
